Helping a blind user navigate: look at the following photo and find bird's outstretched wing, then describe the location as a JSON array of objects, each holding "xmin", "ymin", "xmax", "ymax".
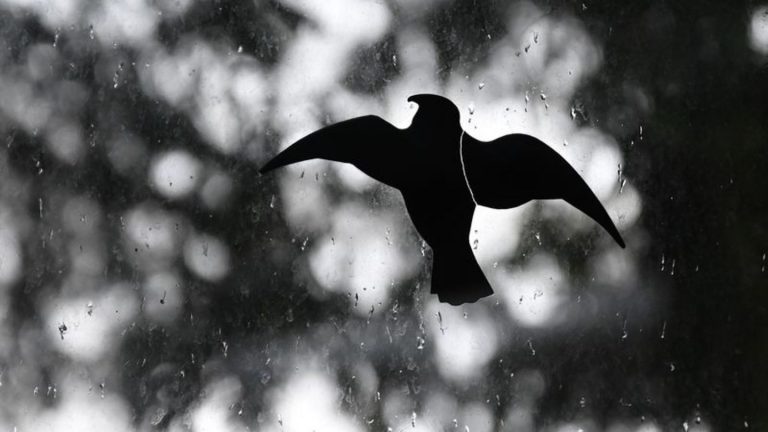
[
  {"xmin": 260, "ymin": 115, "xmax": 406, "ymax": 189},
  {"xmin": 463, "ymin": 133, "xmax": 626, "ymax": 248}
]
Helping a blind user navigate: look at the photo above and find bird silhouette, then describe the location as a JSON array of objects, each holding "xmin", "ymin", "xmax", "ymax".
[{"xmin": 260, "ymin": 94, "xmax": 626, "ymax": 305}]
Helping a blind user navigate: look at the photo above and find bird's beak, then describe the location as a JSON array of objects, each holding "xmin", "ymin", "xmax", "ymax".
[{"xmin": 407, "ymin": 94, "xmax": 425, "ymax": 105}]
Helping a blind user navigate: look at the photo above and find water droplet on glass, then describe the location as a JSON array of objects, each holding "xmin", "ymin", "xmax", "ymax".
[
  {"xmin": 539, "ymin": 93, "xmax": 547, "ymax": 101},
  {"xmin": 113, "ymin": 62, "xmax": 124, "ymax": 89},
  {"xmin": 237, "ymin": 45, "xmax": 243, "ymax": 53},
  {"xmin": 472, "ymin": 238, "xmax": 479, "ymax": 250},
  {"xmin": 621, "ymin": 319, "xmax": 628, "ymax": 339},
  {"xmin": 411, "ymin": 412, "xmax": 417, "ymax": 428},
  {"xmin": 416, "ymin": 336, "xmax": 425, "ymax": 350},
  {"xmin": 527, "ymin": 338, "xmax": 536, "ymax": 356},
  {"xmin": 87, "ymin": 301, "xmax": 94, "ymax": 316},
  {"xmin": 467, "ymin": 104, "xmax": 475, "ymax": 115},
  {"xmin": 58, "ymin": 323, "xmax": 67, "ymax": 340},
  {"xmin": 88, "ymin": 25, "xmax": 95, "ymax": 40},
  {"xmin": 478, "ymin": 82, "xmax": 485, "ymax": 90},
  {"xmin": 269, "ymin": 194, "xmax": 275, "ymax": 208},
  {"xmin": 534, "ymin": 32, "xmax": 539, "ymax": 44}
]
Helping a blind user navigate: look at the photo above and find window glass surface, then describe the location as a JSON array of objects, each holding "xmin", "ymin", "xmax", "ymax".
[{"xmin": 0, "ymin": 1, "xmax": 766, "ymax": 431}]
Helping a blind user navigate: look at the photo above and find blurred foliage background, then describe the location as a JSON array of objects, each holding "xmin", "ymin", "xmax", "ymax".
[{"xmin": 0, "ymin": 0, "xmax": 766, "ymax": 431}]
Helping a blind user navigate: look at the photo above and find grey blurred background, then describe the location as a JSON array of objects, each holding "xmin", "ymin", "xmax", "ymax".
[{"xmin": 0, "ymin": 0, "xmax": 766, "ymax": 431}]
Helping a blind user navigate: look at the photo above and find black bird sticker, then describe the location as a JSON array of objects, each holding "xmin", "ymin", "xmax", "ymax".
[{"xmin": 260, "ymin": 94, "xmax": 626, "ymax": 305}]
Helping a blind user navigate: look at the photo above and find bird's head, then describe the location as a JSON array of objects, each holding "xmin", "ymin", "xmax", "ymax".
[{"xmin": 407, "ymin": 94, "xmax": 462, "ymax": 137}]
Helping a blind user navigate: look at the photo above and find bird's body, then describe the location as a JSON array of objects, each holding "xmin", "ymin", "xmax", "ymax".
[{"xmin": 260, "ymin": 94, "xmax": 625, "ymax": 305}]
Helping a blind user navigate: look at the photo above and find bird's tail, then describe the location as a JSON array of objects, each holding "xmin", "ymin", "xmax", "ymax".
[
  {"xmin": 430, "ymin": 244, "xmax": 493, "ymax": 305},
  {"xmin": 563, "ymin": 178, "xmax": 626, "ymax": 248}
]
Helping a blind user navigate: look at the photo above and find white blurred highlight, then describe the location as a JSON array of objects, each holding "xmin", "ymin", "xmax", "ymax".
[
  {"xmin": 426, "ymin": 302, "xmax": 499, "ymax": 382},
  {"xmin": 584, "ymin": 143, "xmax": 623, "ymax": 201},
  {"xmin": 423, "ymin": 392, "xmax": 458, "ymax": 429},
  {"xmin": 150, "ymin": 149, "xmax": 203, "ymax": 199},
  {"xmin": 504, "ymin": 405, "xmax": 536, "ymax": 432},
  {"xmin": 143, "ymin": 271, "xmax": 183, "ymax": 324},
  {"xmin": 264, "ymin": 367, "xmax": 362, "ymax": 432},
  {"xmin": 470, "ymin": 205, "xmax": 530, "ymax": 268},
  {"xmin": 308, "ymin": 203, "xmax": 419, "ymax": 314},
  {"xmin": 278, "ymin": 160, "xmax": 333, "ymax": 232},
  {"xmin": 46, "ymin": 120, "xmax": 84, "ymax": 165},
  {"xmin": 749, "ymin": 6, "xmax": 768, "ymax": 55},
  {"xmin": 333, "ymin": 163, "xmax": 377, "ymax": 192},
  {"xmin": 20, "ymin": 375, "xmax": 133, "ymax": 432},
  {"xmin": 139, "ymin": 40, "xmax": 269, "ymax": 155},
  {"xmin": 44, "ymin": 284, "xmax": 138, "ymax": 362},
  {"xmin": 0, "ymin": 229, "xmax": 22, "ymax": 285},
  {"xmin": 282, "ymin": 0, "xmax": 390, "ymax": 41},
  {"xmin": 124, "ymin": 205, "xmax": 183, "ymax": 269},
  {"xmin": 609, "ymin": 185, "xmax": 642, "ymax": 231},
  {"xmin": 459, "ymin": 402, "xmax": 494, "ymax": 432},
  {"xmin": 90, "ymin": 0, "xmax": 159, "ymax": 47},
  {"xmin": 0, "ymin": 0, "xmax": 83, "ymax": 29},
  {"xmin": 183, "ymin": 233, "xmax": 231, "ymax": 282},
  {"xmin": 189, "ymin": 376, "xmax": 246, "ymax": 432},
  {"xmin": 497, "ymin": 254, "xmax": 568, "ymax": 328}
]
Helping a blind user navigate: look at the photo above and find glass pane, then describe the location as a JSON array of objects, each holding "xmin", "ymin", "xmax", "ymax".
[{"xmin": 0, "ymin": 1, "xmax": 764, "ymax": 431}]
